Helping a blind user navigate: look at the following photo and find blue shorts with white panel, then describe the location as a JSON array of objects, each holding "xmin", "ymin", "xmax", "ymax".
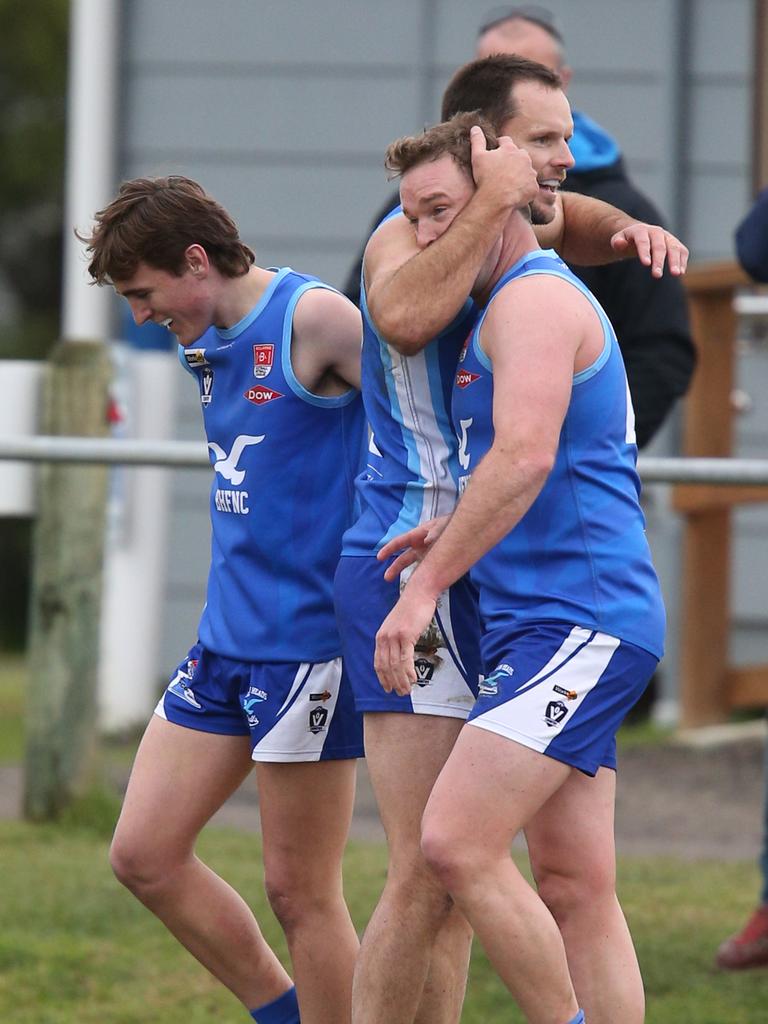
[
  {"xmin": 155, "ymin": 642, "xmax": 363, "ymax": 762},
  {"xmin": 467, "ymin": 623, "xmax": 657, "ymax": 776}
]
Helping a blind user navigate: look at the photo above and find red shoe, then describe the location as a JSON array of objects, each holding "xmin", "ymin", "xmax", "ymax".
[{"xmin": 716, "ymin": 906, "xmax": 768, "ymax": 970}]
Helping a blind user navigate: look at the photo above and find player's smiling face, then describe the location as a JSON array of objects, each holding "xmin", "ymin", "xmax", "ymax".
[
  {"xmin": 400, "ymin": 154, "xmax": 476, "ymax": 250},
  {"xmin": 499, "ymin": 80, "xmax": 574, "ymax": 224},
  {"xmin": 114, "ymin": 259, "xmax": 213, "ymax": 347}
]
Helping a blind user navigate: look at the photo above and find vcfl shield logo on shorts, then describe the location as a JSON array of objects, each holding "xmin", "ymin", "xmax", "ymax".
[
  {"xmin": 253, "ymin": 344, "xmax": 274, "ymax": 378},
  {"xmin": 544, "ymin": 700, "xmax": 569, "ymax": 728},
  {"xmin": 308, "ymin": 707, "xmax": 328, "ymax": 734},
  {"xmin": 414, "ymin": 657, "xmax": 436, "ymax": 686}
]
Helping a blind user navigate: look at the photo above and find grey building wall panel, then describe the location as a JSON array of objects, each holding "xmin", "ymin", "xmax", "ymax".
[
  {"xmin": 686, "ymin": 168, "xmax": 751, "ymax": 260},
  {"xmin": 126, "ymin": 0, "xmax": 425, "ymax": 65},
  {"xmin": 116, "ymin": 0, "xmax": 761, "ymax": 717},
  {"xmin": 125, "ymin": 75, "xmax": 423, "ymax": 159}
]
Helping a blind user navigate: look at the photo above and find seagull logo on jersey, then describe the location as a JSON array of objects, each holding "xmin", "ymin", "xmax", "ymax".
[
  {"xmin": 455, "ymin": 369, "xmax": 480, "ymax": 389},
  {"xmin": 253, "ymin": 344, "xmax": 274, "ymax": 378},
  {"xmin": 244, "ymin": 385, "xmax": 284, "ymax": 406},
  {"xmin": 207, "ymin": 435, "xmax": 265, "ymax": 485},
  {"xmin": 308, "ymin": 707, "xmax": 328, "ymax": 734},
  {"xmin": 168, "ymin": 660, "xmax": 202, "ymax": 709},
  {"xmin": 544, "ymin": 700, "xmax": 569, "ymax": 727}
]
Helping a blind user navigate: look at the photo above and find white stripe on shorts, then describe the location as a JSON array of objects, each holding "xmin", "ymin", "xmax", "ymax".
[{"xmin": 470, "ymin": 627, "xmax": 620, "ymax": 753}]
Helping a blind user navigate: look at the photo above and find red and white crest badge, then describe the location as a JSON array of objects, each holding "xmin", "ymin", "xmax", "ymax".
[{"xmin": 253, "ymin": 344, "xmax": 274, "ymax": 378}]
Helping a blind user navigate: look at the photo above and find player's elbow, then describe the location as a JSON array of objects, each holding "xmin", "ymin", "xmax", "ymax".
[{"xmin": 367, "ymin": 300, "xmax": 433, "ymax": 355}]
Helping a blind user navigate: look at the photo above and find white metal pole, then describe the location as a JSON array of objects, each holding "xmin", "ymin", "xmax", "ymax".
[{"xmin": 61, "ymin": 0, "xmax": 120, "ymax": 342}]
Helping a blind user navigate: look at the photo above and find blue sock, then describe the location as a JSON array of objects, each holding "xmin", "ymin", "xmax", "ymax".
[
  {"xmin": 249, "ymin": 985, "xmax": 300, "ymax": 1024},
  {"xmin": 565, "ymin": 1011, "xmax": 585, "ymax": 1024}
]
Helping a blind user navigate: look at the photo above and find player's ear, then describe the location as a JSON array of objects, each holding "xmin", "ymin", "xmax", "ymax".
[{"xmin": 184, "ymin": 244, "xmax": 209, "ymax": 277}]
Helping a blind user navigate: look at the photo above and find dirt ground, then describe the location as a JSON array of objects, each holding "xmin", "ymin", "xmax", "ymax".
[{"xmin": 2, "ymin": 723, "xmax": 765, "ymax": 862}]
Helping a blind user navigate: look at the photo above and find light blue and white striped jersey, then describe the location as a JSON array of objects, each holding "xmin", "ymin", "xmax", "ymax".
[{"xmin": 342, "ymin": 210, "xmax": 478, "ymax": 555}]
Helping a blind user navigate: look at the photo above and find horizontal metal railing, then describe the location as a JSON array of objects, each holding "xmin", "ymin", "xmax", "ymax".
[{"xmin": 1, "ymin": 435, "xmax": 768, "ymax": 486}]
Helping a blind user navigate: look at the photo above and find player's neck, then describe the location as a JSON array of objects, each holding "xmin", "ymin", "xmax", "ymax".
[
  {"xmin": 473, "ymin": 212, "xmax": 540, "ymax": 304},
  {"xmin": 213, "ymin": 266, "xmax": 276, "ymax": 330}
]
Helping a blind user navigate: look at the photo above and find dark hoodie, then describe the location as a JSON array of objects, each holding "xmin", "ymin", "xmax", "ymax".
[
  {"xmin": 735, "ymin": 187, "xmax": 768, "ymax": 283},
  {"xmin": 562, "ymin": 112, "xmax": 695, "ymax": 448}
]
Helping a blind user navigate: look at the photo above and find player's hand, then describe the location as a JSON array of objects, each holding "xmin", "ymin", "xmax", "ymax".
[
  {"xmin": 610, "ymin": 222, "xmax": 689, "ymax": 277},
  {"xmin": 374, "ymin": 585, "xmax": 438, "ymax": 695},
  {"xmin": 377, "ymin": 516, "xmax": 450, "ymax": 581},
  {"xmin": 470, "ymin": 125, "xmax": 539, "ymax": 213}
]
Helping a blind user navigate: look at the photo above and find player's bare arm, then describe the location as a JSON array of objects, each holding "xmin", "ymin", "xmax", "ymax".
[
  {"xmin": 291, "ymin": 287, "xmax": 362, "ymax": 395},
  {"xmin": 366, "ymin": 127, "xmax": 538, "ymax": 354},
  {"xmin": 374, "ymin": 276, "xmax": 585, "ymax": 695},
  {"xmin": 540, "ymin": 191, "xmax": 689, "ymax": 276}
]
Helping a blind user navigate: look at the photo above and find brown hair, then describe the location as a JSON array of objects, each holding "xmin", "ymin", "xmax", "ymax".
[
  {"xmin": 441, "ymin": 54, "xmax": 561, "ymax": 129},
  {"xmin": 385, "ymin": 112, "xmax": 499, "ymax": 181},
  {"xmin": 79, "ymin": 175, "xmax": 255, "ymax": 285}
]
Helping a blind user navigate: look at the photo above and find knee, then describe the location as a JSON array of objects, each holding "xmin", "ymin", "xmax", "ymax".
[
  {"xmin": 264, "ymin": 870, "xmax": 332, "ymax": 938},
  {"xmin": 535, "ymin": 860, "xmax": 616, "ymax": 925},
  {"xmin": 420, "ymin": 823, "xmax": 474, "ymax": 896},
  {"xmin": 109, "ymin": 833, "xmax": 175, "ymax": 895}
]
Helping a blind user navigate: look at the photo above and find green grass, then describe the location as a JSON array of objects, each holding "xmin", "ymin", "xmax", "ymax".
[
  {"xmin": 0, "ymin": 653, "xmax": 25, "ymax": 762},
  {"xmin": 3, "ymin": 656, "xmax": 768, "ymax": 1021},
  {"xmin": 0, "ymin": 820, "xmax": 767, "ymax": 1023}
]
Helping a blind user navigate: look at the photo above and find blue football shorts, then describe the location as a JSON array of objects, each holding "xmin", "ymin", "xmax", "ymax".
[
  {"xmin": 154, "ymin": 642, "xmax": 364, "ymax": 762},
  {"xmin": 334, "ymin": 555, "xmax": 482, "ymax": 717},
  {"xmin": 467, "ymin": 623, "xmax": 658, "ymax": 776}
]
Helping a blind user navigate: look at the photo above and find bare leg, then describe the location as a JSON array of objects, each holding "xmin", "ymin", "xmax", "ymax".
[
  {"xmin": 414, "ymin": 904, "xmax": 473, "ymax": 1024},
  {"xmin": 526, "ymin": 767, "xmax": 644, "ymax": 1024},
  {"xmin": 422, "ymin": 726, "xmax": 580, "ymax": 1024},
  {"xmin": 258, "ymin": 759, "xmax": 359, "ymax": 1024},
  {"xmin": 352, "ymin": 713, "xmax": 470, "ymax": 1024},
  {"xmin": 110, "ymin": 717, "xmax": 292, "ymax": 1010}
]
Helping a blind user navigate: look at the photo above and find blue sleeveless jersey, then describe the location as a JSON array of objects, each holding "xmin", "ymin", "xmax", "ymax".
[
  {"xmin": 342, "ymin": 209, "xmax": 478, "ymax": 554},
  {"xmin": 452, "ymin": 249, "xmax": 665, "ymax": 660},
  {"xmin": 181, "ymin": 267, "xmax": 365, "ymax": 662}
]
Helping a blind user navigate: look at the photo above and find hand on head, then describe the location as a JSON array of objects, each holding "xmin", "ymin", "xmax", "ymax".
[{"xmin": 470, "ymin": 124, "xmax": 539, "ymax": 211}]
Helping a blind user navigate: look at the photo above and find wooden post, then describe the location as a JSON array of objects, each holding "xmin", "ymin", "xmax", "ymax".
[
  {"xmin": 675, "ymin": 263, "xmax": 746, "ymax": 726},
  {"xmin": 23, "ymin": 340, "xmax": 112, "ymax": 820}
]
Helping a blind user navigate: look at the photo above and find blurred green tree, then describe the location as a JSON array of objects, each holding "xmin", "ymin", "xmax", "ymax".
[
  {"xmin": 0, "ymin": 0, "xmax": 69, "ymax": 648},
  {"xmin": 0, "ymin": 0, "xmax": 69, "ymax": 359}
]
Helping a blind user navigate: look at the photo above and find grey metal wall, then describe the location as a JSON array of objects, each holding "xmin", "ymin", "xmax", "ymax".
[{"xmin": 115, "ymin": 0, "xmax": 760, "ymax": 699}]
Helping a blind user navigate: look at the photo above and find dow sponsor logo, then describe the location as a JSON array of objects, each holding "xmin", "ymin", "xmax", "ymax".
[
  {"xmin": 455, "ymin": 370, "xmax": 480, "ymax": 389},
  {"xmin": 244, "ymin": 385, "xmax": 284, "ymax": 406}
]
